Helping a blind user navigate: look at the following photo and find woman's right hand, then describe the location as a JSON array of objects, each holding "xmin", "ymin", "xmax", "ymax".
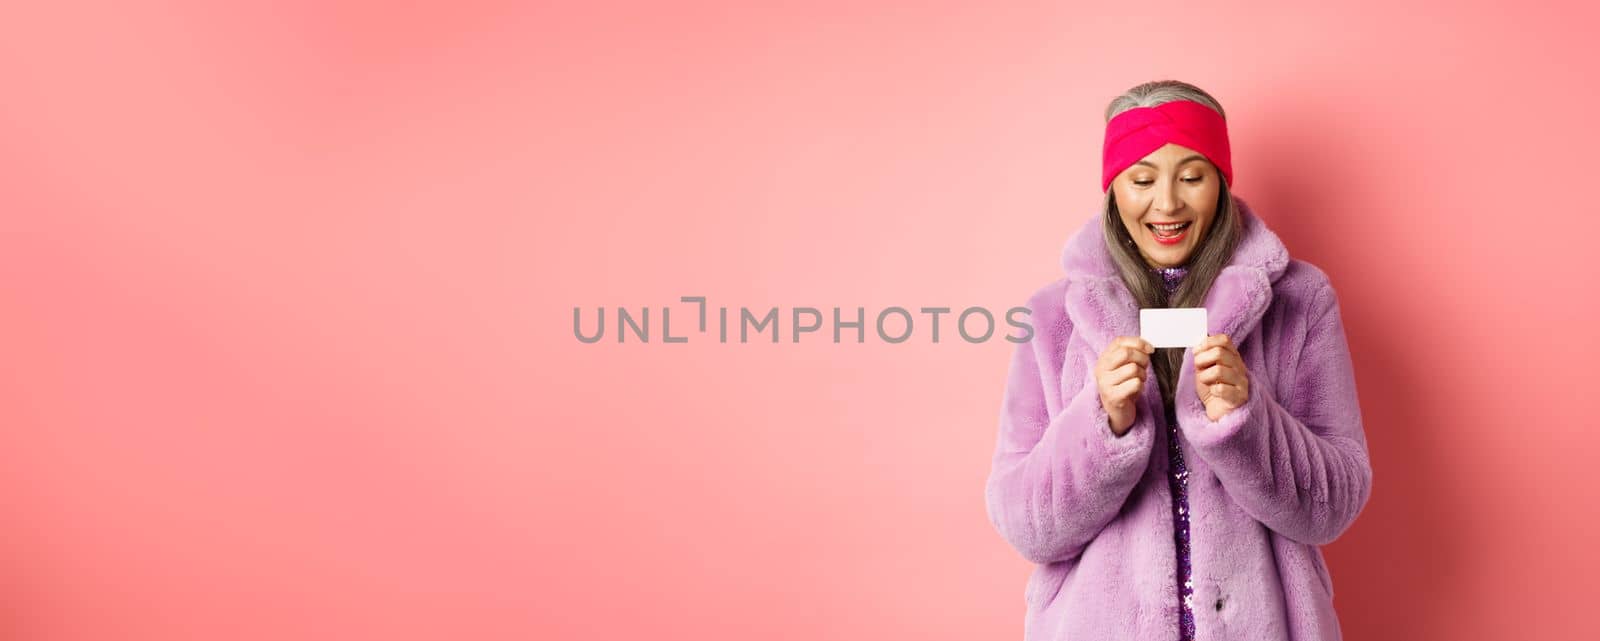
[{"xmin": 1096, "ymin": 336, "xmax": 1154, "ymax": 436}]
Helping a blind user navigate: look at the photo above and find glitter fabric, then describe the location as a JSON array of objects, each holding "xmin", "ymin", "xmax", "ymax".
[
  {"xmin": 1152, "ymin": 265, "xmax": 1189, "ymax": 295},
  {"xmin": 1150, "ymin": 264, "xmax": 1197, "ymax": 641}
]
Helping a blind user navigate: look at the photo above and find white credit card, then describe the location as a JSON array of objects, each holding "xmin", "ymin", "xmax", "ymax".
[{"xmin": 1139, "ymin": 307, "xmax": 1208, "ymax": 349}]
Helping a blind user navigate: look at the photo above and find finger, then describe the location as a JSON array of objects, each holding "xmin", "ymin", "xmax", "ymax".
[
  {"xmin": 1104, "ymin": 342, "xmax": 1150, "ymax": 368},
  {"xmin": 1195, "ymin": 332, "xmax": 1232, "ymax": 352},
  {"xmin": 1101, "ymin": 338, "xmax": 1145, "ymax": 368},
  {"xmin": 1211, "ymin": 380, "xmax": 1249, "ymax": 400},
  {"xmin": 1215, "ymin": 383, "xmax": 1247, "ymax": 406},
  {"xmin": 1224, "ymin": 363, "xmax": 1246, "ymax": 388},
  {"xmin": 1110, "ymin": 376, "xmax": 1142, "ymax": 402},
  {"xmin": 1205, "ymin": 362, "xmax": 1246, "ymax": 387},
  {"xmin": 1221, "ymin": 348, "xmax": 1246, "ymax": 373},
  {"xmin": 1194, "ymin": 346, "xmax": 1226, "ymax": 369},
  {"xmin": 1198, "ymin": 348, "xmax": 1241, "ymax": 373},
  {"xmin": 1212, "ymin": 341, "xmax": 1245, "ymax": 370},
  {"xmin": 1116, "ymin": 336, "xmax": 1155, "ymax": 355},
  {"xmin": 1106, "ymin": 360, "xmax": 1144, "ymax": 385},
  {"xmin": 1197, "ymin": 362, "xmax": 1235, "ymax": 385}
]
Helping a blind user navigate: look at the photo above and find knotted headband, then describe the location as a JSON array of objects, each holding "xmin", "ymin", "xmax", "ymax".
[{"xmin": 1102, "ymin": 100, "xmax": 1232, "ymax": 192}]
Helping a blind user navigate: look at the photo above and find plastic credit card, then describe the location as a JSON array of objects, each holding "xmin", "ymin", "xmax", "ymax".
[{"xmin": 1139, "ymin": 307, "xmax": 1208, "ymax": 349}]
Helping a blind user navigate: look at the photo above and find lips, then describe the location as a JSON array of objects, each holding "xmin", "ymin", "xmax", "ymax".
[{"xmin": 1146, "ymin": 221, "xmax": 1191, "ymax": 246}]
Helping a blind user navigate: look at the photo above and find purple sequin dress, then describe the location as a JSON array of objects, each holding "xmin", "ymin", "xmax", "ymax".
[{"xmin": 1150, "ymin": 264, "xmax": 1196, "ymax": 641}]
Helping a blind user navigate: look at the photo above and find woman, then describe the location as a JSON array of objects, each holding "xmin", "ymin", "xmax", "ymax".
[{"xmin": 983, "ymin": 80, "xmax": 1373, "ymax": 640}]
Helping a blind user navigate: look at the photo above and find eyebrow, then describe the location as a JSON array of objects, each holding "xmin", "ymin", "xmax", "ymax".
[{"xmin": 1134, "ymin": 154, "xmax": 1208, "ymax": 169}]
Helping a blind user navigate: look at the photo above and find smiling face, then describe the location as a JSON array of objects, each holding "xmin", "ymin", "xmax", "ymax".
[{"xmin": 1110, "ymin": 142, "xmax": 1223, "ymax": 268}]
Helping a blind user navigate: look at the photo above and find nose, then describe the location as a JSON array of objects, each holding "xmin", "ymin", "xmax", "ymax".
[{"xmin": 1152, "ymin": 179, "xmax": 1182, "ymax": 217}]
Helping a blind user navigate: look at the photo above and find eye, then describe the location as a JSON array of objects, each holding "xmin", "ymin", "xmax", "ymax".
[{"xmin": 1131, "ymin": 177, "xmax": 1202, "ymax": 187}]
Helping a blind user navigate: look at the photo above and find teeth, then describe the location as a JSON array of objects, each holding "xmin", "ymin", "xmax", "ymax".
[{"xmin": 1149, "ymin": 221, "xmax": 1190, "ymax": 236}]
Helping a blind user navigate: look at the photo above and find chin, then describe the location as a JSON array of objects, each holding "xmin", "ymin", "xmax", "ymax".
[{"xmin": 1143, "ymin": 248, "xmax": 1192, "ymax": 268}]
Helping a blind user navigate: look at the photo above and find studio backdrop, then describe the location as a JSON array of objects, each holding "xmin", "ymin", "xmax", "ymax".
[{"xmin": 1, "ymin": 1, "xmax": 1595, "ymax": 640}]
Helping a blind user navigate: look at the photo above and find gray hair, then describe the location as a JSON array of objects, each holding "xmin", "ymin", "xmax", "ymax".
[{"xmin": 1100, "ymin": 80, "xmax": 1242, "ymax": 411}]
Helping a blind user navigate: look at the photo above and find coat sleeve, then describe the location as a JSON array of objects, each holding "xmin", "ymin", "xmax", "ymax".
[
  {"xmin": 1178, "ymin": 281, "xmax": 1373, "ymax": 546},
  {"xmin": 984, "ymin": 302, "xmax": 1155, "ymax": 565}
]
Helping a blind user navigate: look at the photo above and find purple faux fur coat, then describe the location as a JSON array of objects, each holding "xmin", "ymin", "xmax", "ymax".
[{"xmin": 984, "ymin": 195, "xmax": 1373, "ymax": 640}]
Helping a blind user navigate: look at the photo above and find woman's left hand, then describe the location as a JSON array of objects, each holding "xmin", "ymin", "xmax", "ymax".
[{"xmin": 1194, "ymin": 333, "xmax": 1250, "ymax": 422}]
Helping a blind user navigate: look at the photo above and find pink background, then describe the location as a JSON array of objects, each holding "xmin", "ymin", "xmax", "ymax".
[{"xmin": 2, "ymin": 1, "xmax": 1595, "ymax": 639}]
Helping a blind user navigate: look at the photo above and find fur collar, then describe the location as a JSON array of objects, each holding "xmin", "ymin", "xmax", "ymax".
[{"xmin": 1058, "ymin": 195, "xmax": 1290, "ymax": 353}]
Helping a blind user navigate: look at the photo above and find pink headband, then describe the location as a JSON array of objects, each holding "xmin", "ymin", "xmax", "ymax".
[{"xmin": 1102, "ymin": 100, "xmax": 1232, "ymax": 192}]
